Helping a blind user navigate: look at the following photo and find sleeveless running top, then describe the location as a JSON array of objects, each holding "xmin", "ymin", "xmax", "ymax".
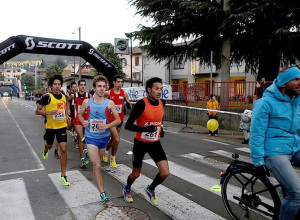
[
  {"xmin": 85, "ymin": 98, "xmax": 110, "ymax": 139},
  {"xmin": 45, "ymin": 93, "xmax": 67, "ymax": 129},
  {"xmin": 74, "ymin": 92, "xmax": 89, "ymax": 122},
  {"xmin": 135, "ymin": 97, "xmax": 164, "ymax": 143},
  {"xmin": 109, "ymin": 88, "xmax": 125, "ymax": 122}
]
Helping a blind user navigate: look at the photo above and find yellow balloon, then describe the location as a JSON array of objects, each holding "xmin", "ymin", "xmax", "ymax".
[{"xmin": 207, "ymin": 119, "xmax": 219, "ymax": 132}]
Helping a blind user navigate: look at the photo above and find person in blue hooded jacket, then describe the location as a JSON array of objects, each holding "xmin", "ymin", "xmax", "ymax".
[{"xmin": 250, "ymin": 66, "xmax": 300, "ymax": 220}]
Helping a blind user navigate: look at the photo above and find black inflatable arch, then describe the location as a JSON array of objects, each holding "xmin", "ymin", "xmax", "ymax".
[{"xmin": 0, "ymin": 35, "xmax": 117, "ymax": 84}]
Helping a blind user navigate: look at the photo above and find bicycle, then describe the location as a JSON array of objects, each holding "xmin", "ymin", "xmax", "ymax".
[{"xmin": 220, "ymin": 153, "xmax": 282, "ymax": 220}]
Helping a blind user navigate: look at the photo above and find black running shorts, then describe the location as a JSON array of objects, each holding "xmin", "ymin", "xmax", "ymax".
[
  {"xmin": 132, "ymin": 138, "xmax": 167, "ymax": 169},
  {"xmin": 44, "ymin": 127, "xmax": 67, "ymax": 145}
]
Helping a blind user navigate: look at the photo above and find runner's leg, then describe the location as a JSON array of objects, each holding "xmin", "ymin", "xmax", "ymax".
[{"xmin": 75, "ymin": 124, "xmax": 85, "ymax": 159}]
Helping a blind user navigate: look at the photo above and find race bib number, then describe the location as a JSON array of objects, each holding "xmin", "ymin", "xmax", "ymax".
[
  {"xmin": 141, "ymin": 127, "xmax": 160, "ymax": 141},
  {"xmin": 90, "ymin": 119, "xmax": 106, "ymax": 133},
  {"xmin": 115, "ymin": 104, "xmax": 123, "ymax": 113},
  {"xmin": 53, "ymin": 110, "xmax": 65, "ymax": 120}
]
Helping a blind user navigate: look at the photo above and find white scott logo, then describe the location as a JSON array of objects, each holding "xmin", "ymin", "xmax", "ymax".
[
  {"xmin": 89, "ymin": 49, "xmax": 94, "ymax": 54},
  {"xmin": 25, "ymin": 37, "xmax": 35, "ymax": 50},
  {"xmin": 25, "ymin": 37, "xmax": 83, "ymax": 50},
  {"xmin": 0, "ymin": 43, "xmax": 15, "ymax": 57}
]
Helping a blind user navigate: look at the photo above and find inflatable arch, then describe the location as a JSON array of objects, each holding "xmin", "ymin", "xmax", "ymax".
[{"xmin": 0, "ymin": 35, "xmax": 118, "ymax": 86}]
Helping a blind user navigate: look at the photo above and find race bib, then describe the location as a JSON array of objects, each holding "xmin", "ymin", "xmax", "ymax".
[
  {"xmin": 90, "ymin": 119, "xmax": 106, "ymax": 133},
  {"xmin": 115, "ymin": 104, "xmax": 123, "ymax": 113},
  {"xmin": 53, "ymin": 110, "xmax": 65, "ymax": 120},
  {"xmin": 140, "ymin": 127, "xmax": 160, "ymax": 141}
]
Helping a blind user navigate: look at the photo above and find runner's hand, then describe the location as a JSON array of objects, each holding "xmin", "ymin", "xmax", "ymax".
[
  {"xmin": 160, "ymin": 128, "xmax": 165, "ymax": 138},
  {"xmin": 82, "ymin": 120, "xmax": 89, "ymax": 128},
  {"xmin": 49, "ymin": 110, "xmax": 58, "ymax": 115},
  {"xmin": 147, "ymin": 125, "xmax": 157, "ymax": 132}
]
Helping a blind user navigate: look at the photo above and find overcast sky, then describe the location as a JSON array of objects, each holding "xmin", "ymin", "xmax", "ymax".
[{"xmin": 1, "ymin": 0, "xmax": 149, "ymax": 47}]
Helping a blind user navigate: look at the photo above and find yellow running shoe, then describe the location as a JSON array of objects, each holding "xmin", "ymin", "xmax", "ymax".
[
  {"xmin": 103, "ymin": 152, "xmax": 109, "ymax": 163},
  {"xmin": 145, "ymin": 185, "xmax": 158, "ymax": 206},
  {"xmin": 110, "ymin": 157, "xmax": 117, "ymax": 168},
  {"xmin": 43, "ymin": 150, "xmax": 48, "ymax": 160},
  {"xmin": 60, "ymin": 176, "xmax": 70, "ymax": 186}
]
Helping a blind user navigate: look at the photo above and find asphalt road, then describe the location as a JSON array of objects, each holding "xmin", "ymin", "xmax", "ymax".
[{"xmin": 0, "ymin": 97, "xmax": 251, "ymax": 220}]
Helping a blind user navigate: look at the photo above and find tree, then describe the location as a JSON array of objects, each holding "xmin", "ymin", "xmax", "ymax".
[
  {"xmin": 94, "ymin": 43, "xmax": 124, "ymax": 86},
  {"xmin": 129, "ymin": 0, "xmax": 300, "ymax": 81},
  {"xmin": 21, "ymin": 74, "xmax": 34, "ymax": 92},
  {"xmin": 45, "ymin": 58, "xmax": 66, "ymax": 80}
]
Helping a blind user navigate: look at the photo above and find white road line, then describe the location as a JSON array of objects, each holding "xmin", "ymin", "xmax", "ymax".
[
  {"xmin": 2, "ymin": 100, "xmax": 45, "ymax": 173},
  {"xmin": 209, "ymin": 149, "xmax": 252, "ymax": 163},
  {"xmin": 0, "ymin": 178, "xmax": 35, "ymax": 219},
  {"xmin": 120, "ymin": 138, "xmax": 134, "ymax": 145},
  {"xmin": 235, "ymin": 147, "xmax": 250, "ymax": 153},
  {"xmin": 181, "ymin": 153, "xmax": 228, "ymax": 171},
  {"xmin": 107, "ymin": 164, "xmax": 225, "ymax": 220},
  {"xmin": 48, "ymin": 170, "xmax": 106, "ymax": 219},
  {"xmin": 164, "ymin": 130, "xmax": 178, "ymax": 134},
  {"xmin": 202, "ymin": 139, "xmax": 230, "ymax": 146}
]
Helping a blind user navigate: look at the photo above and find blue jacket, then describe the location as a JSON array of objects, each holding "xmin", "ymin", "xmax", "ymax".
[{"xmin": 250, "ymin": 80, "xmax": 300, "ymax": 167}]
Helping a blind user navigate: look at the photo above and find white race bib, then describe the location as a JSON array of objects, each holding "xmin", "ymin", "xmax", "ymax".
[
  {"xmin": 90, "ymin": 119, "xmax": 106, "ymax": 133},
  {"xmin": 53, "ymin": 110, "xmax": 65, "ymax": 120},
  {"xmin": 115, "ymin": 104, "xmax": 123, "ymax": 113},
  {"xmin": 140, "ymin": 127, "xmax": 160, "ymax": 141}
]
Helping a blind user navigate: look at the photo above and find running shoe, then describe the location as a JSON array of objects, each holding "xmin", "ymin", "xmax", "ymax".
[
  {"xmin": 110, "ymin": 157, "xmax": 117, "ymax": 168},
  {"xmin": 145, "ymin": 185, "xmax": 158, "ymax": 206},
  {"xmin": 81, "ymin": 136, "xmax": 86, "ymax": 144},
  {"xmin": 123, "ymin": 187, "xmax": 133, "ymax": 203},
  {"xmin": 69, "ymin": 130, "xmax": 74, "ymax": 137},
  {"xmin": 60, "ymin": 176, "xmax": 70, "ymax": 186},
  {"xmin": 81, "ymin": 158, "xmax": 87, "ymax": 169},
  {"xmin": 43, "ymin": 150, "xmax": 48, "ymax": 160},
  {"xmin": 54, "ymin": 150, "xmax": 60, "ymax": 159},
  {"xmin": 100, "ymin": 192, "xmax": 109, "ymax": 204},
  {"xmin": 103, "ymin": 152, "xmax": 109, "ymax": 163},
  {"xmin": 83, "ymin": 149, "xmax": 90, "ymax": 164}
]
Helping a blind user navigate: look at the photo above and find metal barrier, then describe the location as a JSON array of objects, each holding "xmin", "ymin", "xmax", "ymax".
[{"xmin": 164, "ymin": 100, "xmax": 188, "ymax": 127}]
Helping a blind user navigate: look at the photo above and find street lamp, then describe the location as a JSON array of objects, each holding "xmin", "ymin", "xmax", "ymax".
[
  {"xmin": 125, "ymin": 33, "xmax": 133, "ymax": 87},
  {"xmin": 72, "ymin": 32, "xmax": 76, "ymax": 82},
  {"xmin": 78, "ymin": 27, "xmax": 82, "ymax": 80}
]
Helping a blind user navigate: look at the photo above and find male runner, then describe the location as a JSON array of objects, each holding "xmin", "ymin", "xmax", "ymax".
[
  {"xmin": 78, "ymin": 75, "xmax": 120, "ymax": 204},
  {"xmin": 123, "ymin": 77, "xmax": 169, "ymax": 206},
  {"xmin": 104, "ymin": 75, "xmax": 132, "ymax": 168},
  {"xmin": 67, "ymin": 80, "xmax": 91, "ymax": 168},
  {"xmin": 35, "ymin": 75, "xmax": 70, "ymax": 186},
  {"xmin": 67, "ymin": 82, "xmax": 78, "ymax": 142},
  {"xmin": 35, "ymin": 89, "xmax": 43, "ymax": 104}
]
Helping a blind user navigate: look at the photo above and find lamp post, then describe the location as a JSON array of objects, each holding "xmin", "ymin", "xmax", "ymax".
[
  {"xmin": 72, "ymin": 32, "xmax": 76, "ymax": 82},
  {"xmin": 78, "ymin": 27, "xmax": 82, "ymax": 80},
  {"xmin": 125, "ymin": 33, "xmax": 133, "ymax": 87}
]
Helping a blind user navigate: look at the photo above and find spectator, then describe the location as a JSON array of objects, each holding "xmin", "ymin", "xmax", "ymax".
[
  {"xmin": 240, "ymin": 109, "xmax": 252, "ymax": 144},
  {"xmin": 206, "ymin": 94, "xmax": 219, "ymax": 136},
  {"xmin": 255, "ymin": 76, "xmax": 270, "ymax": 100}
]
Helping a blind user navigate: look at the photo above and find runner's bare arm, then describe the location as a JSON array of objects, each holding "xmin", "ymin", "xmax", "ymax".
[
  {"xmin": 66, "ymin": 93, "xmax": 74, "ymax": 115},
  {"xmin": 102, "ymin": 100, "xmax": 121, "ymax": 129},
  {"xmin": 35, "ymin": 104, "xmax": 57, "ymax": 115},
  {"xmin": 78, "ymin": 99, "xmax": 89, "ymax": 128},
  {"xmin": 124, "ymin": 91, "xmax": 132, "ymax": 109},
  {"xmin": 104, "ymin": 90, "xmax": 110, "ymax": 98}
]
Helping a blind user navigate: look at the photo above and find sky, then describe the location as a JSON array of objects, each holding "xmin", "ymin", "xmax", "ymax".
[{"xmin": 1, "ymin": 0, "xmax": 149, "ymax": 48}]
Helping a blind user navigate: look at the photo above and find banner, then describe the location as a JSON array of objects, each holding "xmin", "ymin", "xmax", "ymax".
[
  {"xmin": 114, "ymin": 38, "xmax": 129, "ymax": 54},
  {"xmin": 123, "ymin": 85, "xmax": 172, "ymax": 100},
  {"xmin": 0, "ymin": 35, "xmax": 117, "ymax": 84}
]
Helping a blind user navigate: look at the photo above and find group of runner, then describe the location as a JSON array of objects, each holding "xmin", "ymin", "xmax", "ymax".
[{"xmin": 35, "ymin": 74, "xmax": 169, "ymax": 206}]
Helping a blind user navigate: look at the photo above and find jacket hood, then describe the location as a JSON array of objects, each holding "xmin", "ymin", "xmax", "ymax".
[{"xmin": 262, "ymin": 79, "xmax": 299, "ymax": 102}]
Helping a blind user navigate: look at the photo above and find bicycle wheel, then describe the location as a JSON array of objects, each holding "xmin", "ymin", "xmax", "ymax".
[{"xmin": 221, "ymin": 169, "xmax": 281, "ymax": 220}]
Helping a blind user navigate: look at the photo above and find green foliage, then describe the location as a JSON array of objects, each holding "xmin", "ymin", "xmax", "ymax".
[
  {"xmin": 45, "ymin": 58, "xmax": 66, "ymax": 80},
  {"xmin": 21, "ymin": 74, "xmax": 35, "ymax": 91},
  {"xmin": 129, "ymin": 0, "xmax": 300, "ymax": 80}
]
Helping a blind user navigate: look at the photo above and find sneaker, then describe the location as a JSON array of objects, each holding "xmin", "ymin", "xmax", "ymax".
[
  {"xmin": 100, "ymin": 192, "xmax": 109, "ymax": 204},
  {"xmin": 60, "ymin": 176, "xmax": 70, "ymax": 186},
  {"xmin": 81, "ymin": 158, "xmax": 87, "ymax": 169},
  {"xmin": 81, "ymin": 136, "xmax": 86, "ymax": 144},
  {"xmin": 123, "ymin": 187, "xmax": 133, "ymax": 203},
  {"xmin": 83, "ymin": 149, "xmax": 90, "ymax": 164},
  {"xmin": 145, "ymin": 185, "xmax": 158, "ymax": 206},
  {"xmin": 103, "ymin": 152, "xmax": 109, "ymax": 163},
  {"xmin": 69, "ymin": 130, "xmax": 74, "ymax": 137},
  {"xmin": 43, "ymin": 150, "xmax": 48, "ymax": 160},
  {"xmin": 54, "ymin": 150, "xmax": 59, "ymax": 159},
  {"xmin": 110, "ymin": 157, "xmax": 117, "ymax": 168}
]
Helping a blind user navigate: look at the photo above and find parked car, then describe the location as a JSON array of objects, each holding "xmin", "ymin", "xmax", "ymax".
[{"xmin": 3, "ymin": 92, "xmax": 9, "ymax": 97}]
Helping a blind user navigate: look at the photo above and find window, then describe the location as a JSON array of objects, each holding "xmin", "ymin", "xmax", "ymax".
[
  {"xmin": 135, "ymin": 57, "xmax": 139, "ymax": 66},
  {"xmin": 121, "ymin": 58, "xmax": 127, "ymax": 67},
  {"xmin": 174, "ymin": 57, "xmax": 185, "ymax": 69},
  {"xmin": 135, "ymin": 72, "xmax": 140, "ymax": 80}
]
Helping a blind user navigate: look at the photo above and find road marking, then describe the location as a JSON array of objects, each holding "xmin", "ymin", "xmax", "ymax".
[
  {"xmin": 49, "ymin": 170, "xmax": 107, "ymax": 219},
  {"xmin": 209, "ymin": 149, "xmax": 252, "ymax": 163},
  {"xmin": 235, "ymin": 147, "xmax": 250, "ymax": 153},
  {"xmin": 202, "ymin": 139, "xmax": 230, "ymax": 146},
  {"xmin": 1, "ymin": 100, "xmax": 45, "ymax": 175},
  {"xmin": 181, "ymin": 153, "xmax": 228, "ymax": 171},
  {"xmin": 0, "ymin": 178, "xmax": 35, "ymax": 219},
  {"xmin": 120, "ymin": 138, "xmax": 134, "ymax": 145},
  {"xmin": 107, "ymin": 164, "xmax": 225, "ymax": 220}
]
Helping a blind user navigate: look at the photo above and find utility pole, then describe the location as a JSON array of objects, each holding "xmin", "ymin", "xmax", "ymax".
[
  {"xmin": 78, "ymin": 27, "xmax": 82, "ymax": 80},
  {"xmin": 72, "ymin": 32, "xmax": 76, "ymax": 82}
]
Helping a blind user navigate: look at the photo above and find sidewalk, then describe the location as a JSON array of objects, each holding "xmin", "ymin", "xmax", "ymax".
[{"xmin": 163, "ymin": 120, "xmax": 246, "ymax": 146}]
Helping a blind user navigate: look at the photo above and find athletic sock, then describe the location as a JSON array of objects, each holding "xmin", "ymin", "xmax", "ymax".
[
  {"xmin": 149, "ymin": 173, "xmax": 165, "ymax": 191},
  {"xmin": 111, "ymin": 156, "xmax": 115, "ymax": 159},
  {"xmin": 125, "ymin": 175, "xmax": 135, "ymax": 189},
  {"xmin": 105, "ymin": 150, "xmax": 109, "ymax": 154}
]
